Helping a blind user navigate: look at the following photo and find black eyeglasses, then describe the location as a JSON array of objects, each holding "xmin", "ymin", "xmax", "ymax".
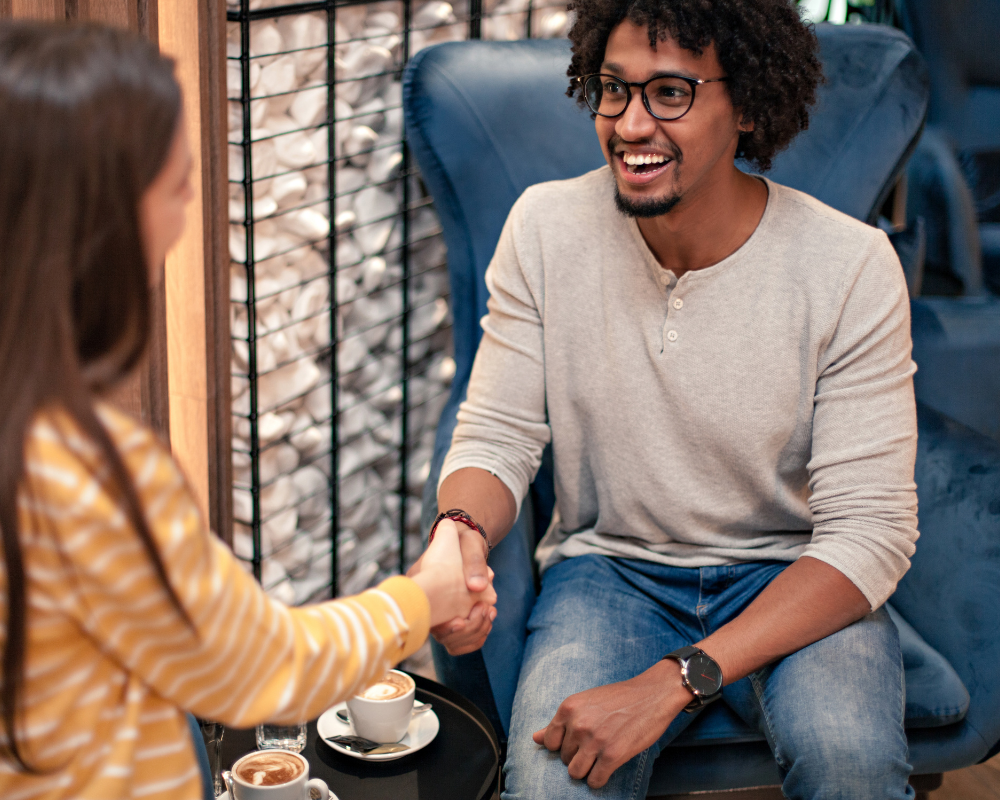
[{"xmin": 575, "ymin": 73, "xmax": 729, "ymax": 121}]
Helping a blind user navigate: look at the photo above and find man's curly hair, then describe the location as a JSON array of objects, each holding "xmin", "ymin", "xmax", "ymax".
[{"xmin": 566, "ymin": 0, "xmax": 823, "ymax": 172}]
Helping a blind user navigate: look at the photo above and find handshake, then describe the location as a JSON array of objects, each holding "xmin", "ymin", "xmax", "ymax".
[{"xmin": 406, "ymin": 519, "xmax": 498, "ymax": 655}]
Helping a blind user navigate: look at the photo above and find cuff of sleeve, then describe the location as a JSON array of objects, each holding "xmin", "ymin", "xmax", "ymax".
[
  {"xmin": 798, "ymin": 547, "xmax": 895, "ymax": 611},
  {"xmin": 377, "ymin": 576, "xmax": 431, "ymax": 661}
]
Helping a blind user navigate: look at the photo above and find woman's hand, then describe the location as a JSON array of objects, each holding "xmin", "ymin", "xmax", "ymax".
[{"xmin": 408, "ymin": 520, "xmax": 497, "ymax": 628}]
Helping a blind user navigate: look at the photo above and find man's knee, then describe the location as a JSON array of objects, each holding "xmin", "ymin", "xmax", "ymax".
[
  {"xmin": 778, "ymin": 729, "xmax": 913, "ymax": 800},
  {"xmin": 503, "ymin": 735, "xmax": 654, "ymax": 800}
]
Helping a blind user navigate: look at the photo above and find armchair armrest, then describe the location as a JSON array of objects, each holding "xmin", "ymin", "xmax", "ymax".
[
  {"xmin": 421, "ymin": 374, "xmax": 538, "ymax": 739},
  {"xmin": 906, "ymin": 127, "xmax": 984, "ymax": 295},
  {"xmin": 892, "ymin": 402, "xmax": 1000, "ymax": 765}
]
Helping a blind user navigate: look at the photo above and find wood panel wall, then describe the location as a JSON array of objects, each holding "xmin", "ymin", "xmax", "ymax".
[
  {"xmin": 157, "ymin": 0, "xmax": 232, "ymax": 541},
  {"xmin": 0, "ymin": 0, "xmax": 232, "ymax": 541}
]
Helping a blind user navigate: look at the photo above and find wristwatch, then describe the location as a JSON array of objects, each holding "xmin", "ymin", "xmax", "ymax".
[{"xmin": 662, "ymin": 646, "xmax": 724, "ymax": 713}]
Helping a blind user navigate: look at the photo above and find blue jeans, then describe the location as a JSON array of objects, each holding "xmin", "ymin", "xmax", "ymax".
[{"xmin": 502, "ymin": 556, "xmax": 914, "ymax": 800}]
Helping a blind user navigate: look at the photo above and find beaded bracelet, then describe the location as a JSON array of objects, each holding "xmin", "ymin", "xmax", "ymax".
[{"xmin": 429, "ymin": 508, "xmax": 491, "ymax": 555}]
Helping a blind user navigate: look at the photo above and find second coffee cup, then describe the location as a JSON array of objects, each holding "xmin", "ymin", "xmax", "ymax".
[{"xmin": 346, "ymin": 670, "xmax": 415, "ymax": 743}]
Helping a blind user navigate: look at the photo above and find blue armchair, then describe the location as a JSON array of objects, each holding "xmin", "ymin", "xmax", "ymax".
[
  {"xmin": 404, "ymin": 25, "xmax": 1000, "ymax": 796},
  {"xmin": 895, "ymin": 0, "xmax": 1000, "ymax": 444}
]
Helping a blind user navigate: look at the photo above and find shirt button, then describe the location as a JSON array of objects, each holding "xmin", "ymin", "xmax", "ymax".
[
  {"xmin": 667, "ymin": 330, "xmax": 678, "ymax": 342},
  {"xmin": 673, "ymin": 298, "xmax": 683, "ymax": 310}
]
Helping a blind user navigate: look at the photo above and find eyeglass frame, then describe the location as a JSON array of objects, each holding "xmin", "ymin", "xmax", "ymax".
[{"xmin": 574, "ymin": 73, "xmax": 730, "ymax": 122}]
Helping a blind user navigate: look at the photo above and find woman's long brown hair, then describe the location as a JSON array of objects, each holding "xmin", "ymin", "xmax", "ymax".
[{"xmin": 0, "ymin": 22, "xmax": 189, "ymax": 770}]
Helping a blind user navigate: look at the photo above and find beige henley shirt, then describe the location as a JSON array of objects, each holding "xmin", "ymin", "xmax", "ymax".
[{"xmin": 440, "ymin": 166, "xmax": 918, "ymax": 608}]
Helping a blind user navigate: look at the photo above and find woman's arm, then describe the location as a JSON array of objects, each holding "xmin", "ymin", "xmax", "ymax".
[{"xmin": 31, "ymin": 407, "xmax": 481, "ymax": 727}]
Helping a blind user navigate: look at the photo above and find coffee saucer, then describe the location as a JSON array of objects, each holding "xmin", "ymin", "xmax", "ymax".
[
  {"xmin": 316, "ymin": 702, "xmax": 440, "ymax": 762},
  {"xmin": 217, "ymin": 791, "xmax": 336, "ymax": 800}
]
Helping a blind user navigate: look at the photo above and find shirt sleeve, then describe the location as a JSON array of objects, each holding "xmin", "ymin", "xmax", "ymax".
[
  {"xmin": 27, "ymin": 408, "xmax": 430, "ymax": 727},
  {"xmin": 439, "ymin": 194, "xmax": 552, "ymax": 516},
  {"xmin": 802, "ymin": 230, "xmax": 919, "ymax": 609}
]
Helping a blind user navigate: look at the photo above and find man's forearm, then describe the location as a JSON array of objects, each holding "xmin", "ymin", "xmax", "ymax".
[
  {"xmin": 696, "ymin": 556, "xmax": 872, "ymax": 685},
  {"xmin": 438, "ymin": 467, "xmax": 517, "ymax": 548}
]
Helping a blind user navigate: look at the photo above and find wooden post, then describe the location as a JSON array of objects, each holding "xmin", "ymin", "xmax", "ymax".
[{"xmin": 157, "ymin": 0, "xmax": 232, "ymax": 540}]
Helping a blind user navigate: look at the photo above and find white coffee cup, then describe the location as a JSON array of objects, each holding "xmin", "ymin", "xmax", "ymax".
[
  {"xmin": 346, "ymin": 669, "xmax": 416, "ymax": 743},
  {"xmin": 228, "ymin": 750, "xmax": 328, "ymax": 800}
]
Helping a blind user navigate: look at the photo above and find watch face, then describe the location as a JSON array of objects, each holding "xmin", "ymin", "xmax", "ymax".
[{"xmin": 684, "ymin": 653, "xmax": 723, "ymax": 696}]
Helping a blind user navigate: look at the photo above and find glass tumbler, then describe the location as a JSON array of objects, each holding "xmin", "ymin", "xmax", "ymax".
[{"xmin": 255, "ymin": 722, "xmax": 307, "ymax": 753}]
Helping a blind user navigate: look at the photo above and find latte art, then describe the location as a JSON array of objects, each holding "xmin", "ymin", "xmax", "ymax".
[
  {"xmin": 358, "ymin": 670, "xmax": 413, "ymax": 701},
  {"xmin": 233, "ymin": 750, "xmax": 304, "ymax": 786}
]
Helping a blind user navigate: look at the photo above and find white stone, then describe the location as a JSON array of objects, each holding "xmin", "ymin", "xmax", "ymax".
[
  {"xmin": 259, "ymin": 410, "xmax": 295, "ymax": 444},
  {"xmin": 232, "ymin": 339, "xmax": 250, "ymax": 372},
  {"xmin": 339, "ymin": 560, "xmax": 379, "ymax": 597},
  {"xmin": 361, "ymin": 256, "xmax": 387, "ymax": 292},
  {"xmin": 366, "ymin": 11, "xmax": 400, "ymax": 32},
  {"xmin": 275, "ymin": 130, "xmax": 316, "ymax": 170},
  {"xmin": 292, "ymin": 465, "xmax": 328, "ymax": 518},
  {"xmin": 278, "ymin": 13, "xmax": 326, "ymax": 77},
  {"xmin": 262, "ymin": 505, "xmax": 298, "ymax": 551},
  {"xmin": 257, "ymin": 358, "xmax": 322, "ymax": 411},
  {"xmin": 343, "ymin": 125, "xmax": 378, "ymax": 167},
  {"xmin": 335, "ymin": 210, "xmax": 356, "ymax": 232},
  {"xmin": 414, "ymin": 1, "xmax": 457, "ymax": 28},
  {"xmin": 367, "ymin": 148, "xmax": 403, "ymax": 184},
  {"xmin": 340, "ymin": 493, "xmax": 381, "ymax": 534},
  {"xmin": 261, "ymin": 474, "xmax": 297, "ymax": 516},
  {"xmin": 233, "ymin": 487, "xmax": 253, "ymax": 523},
  {"xmin": 290, "ymin": 423, "xmax": 326, "ymax": 456},
  {"xmin": 304, "ymin": 382, "xmax": 333, "ymax": 422},
  {"xmin": 270, "ymin": 170, "xmax": 308, "ymax": 209},
  {"xmin": 289, "ymin": 84, "xmax": 326, "ymax": 128},
  {"xmin": 233, "ymin": 529, "xmax": 254, "ymax": 560},
  {"xmin": 353, "ymin": 186, "xmax": 397, "ymax": 255},
  {"xmin": 337, "ymin": 336, "xmax": 368, "ymax": 374},
  {"xmin": 259, "ymin": 443, "xmax": 299, "ymax": 484},
  {"xmin": 257, "ymin": 55, "xmax": 298, "ymax": 98},
  {"xmin": 309, "ymin": 126, "xmax": 328, "ymax": 163},
  {"xmin": 363, "ymin": 27, "xmax": 401, "ymax": 55},
  {"xmin": 335, "ymin": 168, "xmax": 367, "ymax": 213},
  {"xmin": 250, "ymin": 21, "xmax": 283, "ymax": 58},
  {"xmin": 353, "ymin": 97, "xmax": 385, "ymax": 131},
  {"xmin": 297, "ymin": 249, "xmax": 329, "ymax": 281},
  {"xmin": 280, "ymin": 207, "xmax": 330, "ymax": 241},
  {"xmin": 336, "ymin": 6, "xmax": 368, "ymax": 38},
  {"xmin": 272, "ymin": 535, "xmax": 313, "ymax": 573}
]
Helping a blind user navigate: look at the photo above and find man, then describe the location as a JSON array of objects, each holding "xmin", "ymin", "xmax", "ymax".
[{"xmin": 422, "ymin": 1, "xmax": 919, "ymax": 797}]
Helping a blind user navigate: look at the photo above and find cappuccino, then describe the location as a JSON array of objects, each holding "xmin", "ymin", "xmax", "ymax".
[
  {"xmin": 358, "ymin": 671, "xmax": 414, "ymax": 701},
  {"xmin": 233, "ymin": 751, "xmax": 305, "ymax": 787}
]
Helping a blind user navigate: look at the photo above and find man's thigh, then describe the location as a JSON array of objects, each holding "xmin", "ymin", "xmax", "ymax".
[
  {"xmin": 723, "ymin": 606, "xmax": 914, "ymax": 800},
  {"xmin": 502, "ymin": 556, "xmax": 701, "ymax": 800}
]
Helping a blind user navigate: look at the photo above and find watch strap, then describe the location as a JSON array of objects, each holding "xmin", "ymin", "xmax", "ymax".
[
  {"xmin": 662, "ymin": 646, "xmax": 722, "ymax": 713},
  {"xmin": 663, "ymin": 645, "xmax": 703, "ymax": 662}
]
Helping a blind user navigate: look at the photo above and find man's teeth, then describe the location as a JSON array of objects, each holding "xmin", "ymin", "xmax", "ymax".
[{"xmin": 623, "ymin": 153, "xmax": 668, "ymax": 166}]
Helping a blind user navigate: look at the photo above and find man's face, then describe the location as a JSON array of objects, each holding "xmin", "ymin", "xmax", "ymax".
[{"xmin": 596, "ymin": 20, "xmax": 745, "ymax": 217}]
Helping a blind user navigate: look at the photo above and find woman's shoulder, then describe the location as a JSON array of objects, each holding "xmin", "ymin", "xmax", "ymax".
[{"xmin": 25, "ymin": 402, "xmax": 177, "ymax": 506}]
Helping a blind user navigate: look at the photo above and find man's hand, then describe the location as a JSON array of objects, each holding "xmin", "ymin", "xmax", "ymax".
[
  {"xmin": 428, "ymin": 523, "xmax": 497, "ymax": 655},
  {"xmin": 532, "ymin": 660, "xmax": 692, "ymax": 789}
]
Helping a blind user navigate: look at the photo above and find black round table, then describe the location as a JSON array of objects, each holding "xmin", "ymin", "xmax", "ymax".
[{"xmin": 221, "ymin": 673, "xmax": 500, "ymax": 800}]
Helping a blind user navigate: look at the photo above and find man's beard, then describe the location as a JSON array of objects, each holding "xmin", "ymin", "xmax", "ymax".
[{"xmin": 614, "ymin": 185, "xmax": 681, "ymax": 218}]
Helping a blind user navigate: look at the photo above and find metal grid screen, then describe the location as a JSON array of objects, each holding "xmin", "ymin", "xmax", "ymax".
[{"xmin": 226, "ymin": 0, "xmax": 572, "ymax": 604}]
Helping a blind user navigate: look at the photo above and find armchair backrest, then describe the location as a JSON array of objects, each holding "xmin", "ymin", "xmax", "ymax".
[
  {"xmin": 403, "ymin": 25, "xmax": 929, "ymax": 389},
  {"xmin": 898, "ymin": 0, "xmax": 1000, "ymax": 152}
]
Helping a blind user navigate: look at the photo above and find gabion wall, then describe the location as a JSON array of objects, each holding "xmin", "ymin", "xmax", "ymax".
[{"xmin": 227, "ymin": 0, "xmax": 571, "ymax": 605}]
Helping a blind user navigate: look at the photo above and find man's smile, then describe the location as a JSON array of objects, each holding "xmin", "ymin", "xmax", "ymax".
[{"xmin": 616, "ymin": 150, "xmax": 675, "ymax": 184}]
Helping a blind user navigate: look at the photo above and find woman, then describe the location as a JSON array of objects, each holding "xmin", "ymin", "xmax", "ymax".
[{"xmin": 0, "ymin": 21, "xmax": 488, "ymax": 800}]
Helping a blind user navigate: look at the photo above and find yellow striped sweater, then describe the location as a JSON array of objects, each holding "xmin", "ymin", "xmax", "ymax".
[{"xmin": 0, "ymin": 403, "xmax": 430, "ymax": 800}]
